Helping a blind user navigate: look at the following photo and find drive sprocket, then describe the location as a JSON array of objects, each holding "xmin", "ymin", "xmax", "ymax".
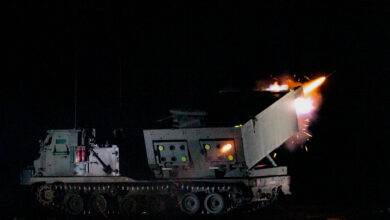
[{"xmin": 36, "ymin": 184, "xmax": 54, "ymax": 206}]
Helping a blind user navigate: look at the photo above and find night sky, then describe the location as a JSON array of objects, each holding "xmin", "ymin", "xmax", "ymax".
[{"xmin": 1, "ymin": 1, "xmax": 390, "ymax": 217}]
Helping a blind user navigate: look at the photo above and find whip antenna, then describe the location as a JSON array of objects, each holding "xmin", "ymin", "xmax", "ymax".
[{"xmin": 74, "ymin": 71, "xmax": 77, "ymax": 129}]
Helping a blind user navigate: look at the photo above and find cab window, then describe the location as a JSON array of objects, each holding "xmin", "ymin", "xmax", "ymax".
[{"xmin": 56, "ymin": 139, "xmax": 67, "ymax": 144}]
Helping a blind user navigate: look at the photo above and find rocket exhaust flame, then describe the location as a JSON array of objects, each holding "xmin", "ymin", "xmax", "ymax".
[
  {"xmin": 303, "ymin": 77, "xmax": 326, "ymax": 94},
  {"xmin": 291, "ymin": 76, "xmax": 325, "ymax": 150},
  {"xmin": 295, "ymin": 76, "xmax": 326, "ymax": 116},
  {"xmin": 257, "ymin": 75, "xmax": 327, "ymax": 150}
]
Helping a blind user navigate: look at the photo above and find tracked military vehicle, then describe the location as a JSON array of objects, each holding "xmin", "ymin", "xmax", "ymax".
[{"xmin": 21, "ymin": 87, "xmax": 303, "ymax": 216}]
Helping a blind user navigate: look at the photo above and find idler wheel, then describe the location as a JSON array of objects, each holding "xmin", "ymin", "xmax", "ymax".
[
  {"xmin": 89, "ymin": 193, "xmax": 107, "ymax": 214},
  {"xmin": 64, "ymin": 193, "xmax": 84, "ymax": 215},
  {"xmin": 179, "ymin": 193, "xmax": 200, "ymax": 215},
  {"xmin": 204, "ymin": 193, "xmax": 225, "ymax": 214}
]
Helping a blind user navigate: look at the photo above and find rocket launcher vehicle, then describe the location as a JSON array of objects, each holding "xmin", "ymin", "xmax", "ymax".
[{"xmin": 20, "ymin": 87, "xmax": 304, "ymax": 216}]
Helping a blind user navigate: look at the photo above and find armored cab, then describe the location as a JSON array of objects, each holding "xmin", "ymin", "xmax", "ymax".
[{"xmin": 21, "ymin": 129, "xmax": 122, "ymax": 185}]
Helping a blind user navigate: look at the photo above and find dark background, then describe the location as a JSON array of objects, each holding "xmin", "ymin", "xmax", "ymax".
[{"xmin": 1, "ymin": 1, "xmax": 389, "ymax": 218}]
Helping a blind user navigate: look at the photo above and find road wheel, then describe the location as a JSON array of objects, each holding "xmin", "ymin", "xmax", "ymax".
[
  {"xmin": 120, "ymin": 196, "xmax": 137, "ymax": 217},
  {"xmin": 64, "ymin": 193, "xmax": 84, "ymax": 215},
  {"xmin": 204, "ymin": 193, "xmax": 225, "ymax": 214},
  {"xmin": 179, "ymin": 193, "xmax": 200, "ymax": 215},
  {"xmin": 89, "ymin": 193, "xmax": 107, "ymax": 215}
]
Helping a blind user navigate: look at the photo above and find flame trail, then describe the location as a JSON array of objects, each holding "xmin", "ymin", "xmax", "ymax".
[
  {"xmin": 303, "ymin": 76, "xmax": 326, "ymax": 94},
  {"xmin": 288, "ymin": 76, "xmax": 325, "ymax": 150},
  {"xmin": 257, "ymin": 75, "xmax": 327, "ymax": 150}
]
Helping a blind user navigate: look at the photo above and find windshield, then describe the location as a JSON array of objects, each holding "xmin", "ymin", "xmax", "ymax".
[{"xmin": 44, "ymin": 135, "xmax": 52, "ymax": 146}]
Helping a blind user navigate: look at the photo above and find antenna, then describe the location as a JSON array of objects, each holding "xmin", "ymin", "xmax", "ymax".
[
  {"xmin": 119, "ymin": 58, "xmax": 122, "ymax": 110},
  {"xmin": 74, "ymin": 71, "xmax": 77, "ymax": 129}
]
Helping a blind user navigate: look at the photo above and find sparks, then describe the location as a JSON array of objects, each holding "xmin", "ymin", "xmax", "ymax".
[
  {"xmin": 303, "ymin": 132, "xmax": 312, "ymax": 137},
  {"xmin": 273, "ymin": 153, "xmax": 277, "ymax": 158}
]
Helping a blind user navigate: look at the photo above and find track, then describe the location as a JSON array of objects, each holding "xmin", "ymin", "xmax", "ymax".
[{"xmin": 34, "ymin": 181, "xmax": 270, "ymax": 217}]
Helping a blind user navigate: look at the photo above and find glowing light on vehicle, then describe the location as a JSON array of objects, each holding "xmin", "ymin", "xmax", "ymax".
[
  {"xmin": 81, "ymin": 148, "xmax": 85, "ymax": 162},
  {"xmin": 75, "ymin": 147, "xmax": 86, "ymax": 162},
  {"xmin": 221, "ymin": 144, "xmax": 232, "ymax": 153},
  {"xmin": 75, "ymin": 149, "xmax": 80, "ymax": 163}
]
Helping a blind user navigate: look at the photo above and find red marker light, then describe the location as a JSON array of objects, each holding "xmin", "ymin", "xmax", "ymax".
[{"xmin": 81, "ymin": 148, "xmax": 85, "ymax": 162}]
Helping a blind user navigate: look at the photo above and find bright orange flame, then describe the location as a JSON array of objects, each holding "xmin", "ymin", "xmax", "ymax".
[
  {"xmin": 265, "ymin": 82, "xmax": 289, "ymax": 92},
  {"xmin": 303, "ymin": 77, "xmax": 326, "ymax": 94},
  {"xmin": 221, "ymin": 144, "xmax": 232, "ymax": 153}
]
